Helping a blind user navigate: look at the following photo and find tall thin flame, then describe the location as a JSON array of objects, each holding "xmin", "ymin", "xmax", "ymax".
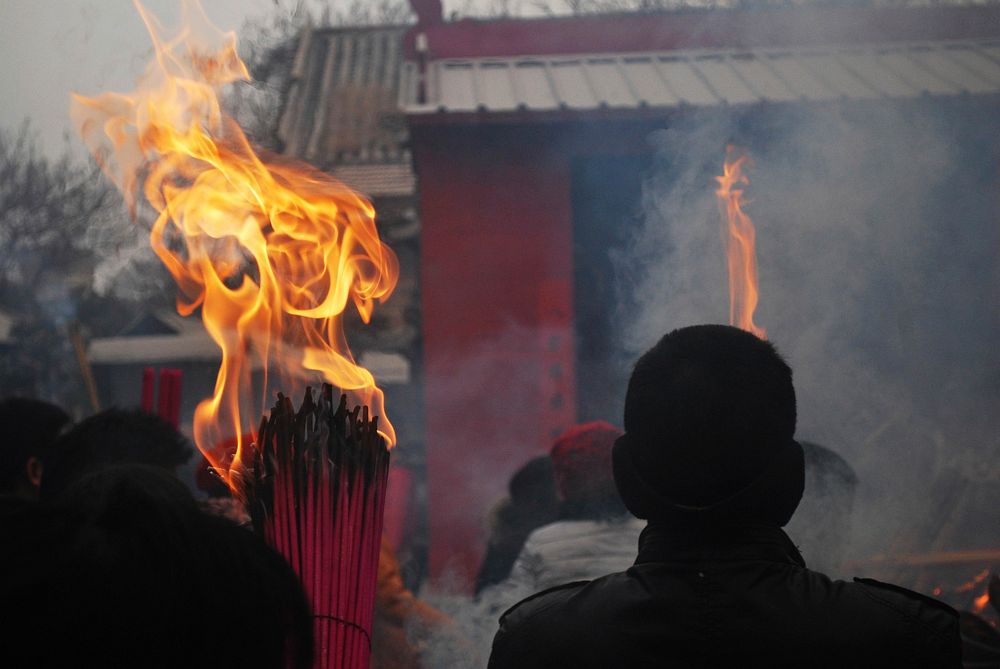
[
  {"xmin": 70, "ymin": 0, "xmax": 398, "ymax": 483},
  {"xmin": 715, "ymin": 145, "xmax": 766, "ymax": 339}
]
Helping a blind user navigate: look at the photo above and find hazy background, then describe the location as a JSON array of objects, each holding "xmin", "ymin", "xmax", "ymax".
[
  {"xmin": 2, "ymin": 1, "xmax": 294, "ymax": 155},
  {"xmin": 613, "ymin": 100, "xmax": 1000, "ymax": 567}
]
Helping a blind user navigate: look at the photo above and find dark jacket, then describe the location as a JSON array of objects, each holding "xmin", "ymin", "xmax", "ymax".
[{"xmin": 489, "ymin": 523, "xmax": 961, "ymax": 669}]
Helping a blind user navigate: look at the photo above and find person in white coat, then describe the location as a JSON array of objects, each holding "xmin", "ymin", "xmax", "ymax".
[
  {"xmin": 500, "ymin": 421, "xmax": 643, "ymax": 595},
  {"xmin": 462, "ymin": 422, "xmax": 641, "ymax": 666}
]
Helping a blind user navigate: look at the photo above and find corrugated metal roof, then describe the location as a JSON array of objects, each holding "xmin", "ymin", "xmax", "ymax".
[
  {"xmin": 279, "ymin": 26, "xmax": 411, "ymax": 166},
  {"xmin": 402, "ymin": 38, "xmax": 1000, "ymax": 114}
]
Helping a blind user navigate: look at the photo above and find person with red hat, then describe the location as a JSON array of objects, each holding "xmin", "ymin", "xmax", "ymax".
[
  {"xmin": 489, "ymin": 325, "xmax": 960, "ymax": 668},
  {"xmin": 482, "ymin": 421, "xmax": 643, "ymax": 609}
]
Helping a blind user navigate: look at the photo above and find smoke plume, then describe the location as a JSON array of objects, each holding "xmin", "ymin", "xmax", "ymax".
[{"xmin": 614, "ymin": 99, "xmax": 1000, "ymax": 567}]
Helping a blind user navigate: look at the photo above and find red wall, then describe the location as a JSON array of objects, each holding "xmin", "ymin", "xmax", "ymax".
[
  {"xmin": 412, "ymin": 120, "xmax": 657, "ymax": 587},
  {"xmin": 413, "ymin": 123, "xmax": 578, "ymax": 585}
]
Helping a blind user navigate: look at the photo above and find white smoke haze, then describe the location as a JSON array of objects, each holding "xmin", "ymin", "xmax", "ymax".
[
  {"xmin": 409, "ymin": 320, "xmax": 583, "ymax": 666},
  {"xmin": 409, "ymin": 80, "xmax": 1000, "ymax": 669},
  {"xmin": 88, "ymin": 217, "xmax": 165, "ymax": 299},
  {"xmin": 417, "ymin": 320, "xmax": 563, "ymax": 556},
  {"xmin": 615, "ymin": 100, "xmax": 1000, "ymax": 570}
]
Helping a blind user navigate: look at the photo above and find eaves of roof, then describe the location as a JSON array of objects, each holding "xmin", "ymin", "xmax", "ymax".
[
  {"xmin": 401, "ymin": 38, "xmax": 1000, "ymax": 119},
  {"xmin": 402, "ymin": 5, "xmax": 1000, "ymax": 60}
]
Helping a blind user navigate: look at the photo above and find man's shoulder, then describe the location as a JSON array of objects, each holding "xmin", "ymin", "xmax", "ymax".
[
  {"xmin": 847, "ymin": 577, "xmax": 960, "ymax": 637},
  {"xmin": 498, "ymin": 569, "xmax": 635, "ymax": 627},
  {"xmin": 497, "ymin": 579, "xmax": 591, "ymax": 625},
  {"xmin": 776, "ymin": 566, "xmax": 958, "ymax": 636},
  {"xmin": 788, "ymin": 573, "xmax": 961, "ymax": 665},
  {"xmin": 489, "ymin": 573, "xmax": 635, "ymax": 668},
  {"xmin": 489, "ymin": 567, "xmax": 961, "ymax": 668}
]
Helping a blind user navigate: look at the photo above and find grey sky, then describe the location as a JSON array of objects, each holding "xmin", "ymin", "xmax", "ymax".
[
  {"xmin": 1, "ymin": 0, "xmax": 561, "ymax": 156},
  {"xmin": 1, "ymin": 1, "xmax": 289, "ymax": 152},
  {"xmin": 1, "ymin": 0, "xmax": 498, "ymax": 155}
]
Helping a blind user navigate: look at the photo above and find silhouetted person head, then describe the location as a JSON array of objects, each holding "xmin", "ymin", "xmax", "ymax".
[
  {"xmin": 508, "ymin": 455, "xmax": 557, "ymax": 510},
  {"xmin": 41, "ymin": 407, "xmax": 192, "ymax": 499},
  {"xmin": 550, "ymin": 421, "xmax": 626, "ymax": 519},
  {"xmin": 0, "ymin": 465, "xmax": 313, "ymax": 669},
  {"xmin": 0, "ymin": 397, "xmax": 71, "ymax": 500},
  {"xmin": 613, "ymin": 324, "xmax": 804, "ymax": 526},
  {"xmin": 475, "ymin": 456, "xmax": 559, "ymax": 594}
]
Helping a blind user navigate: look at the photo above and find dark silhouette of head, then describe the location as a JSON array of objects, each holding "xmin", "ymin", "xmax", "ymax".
[
  {"xmin": 41, "ymin": 408, "xmax": 192, "ymax": 499},
  {"xmin": 0, "ymin": 397, "xmax": 71, "ymax": 499},
  {"xmin": 475, "ymin": 456, "xmax": 560, "ymax": 594},
  {"xmin": 0, "ymin": 465, "xmax": 313, "ymax": 669},
  {"xmin": 550, "ymin": 421, "xmax": 626, "ymax": 519},
  {"xmin": 508, "ymin": 455, "xmax": 557, "ymax": 510},
  {"xmin": 613, "ymin": 325, "xmax": 804, "ymax": 526}
]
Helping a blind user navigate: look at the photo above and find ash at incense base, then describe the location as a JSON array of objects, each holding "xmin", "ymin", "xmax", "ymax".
[{"xmin": 234, "ymin": 385, "xmax": 390, "ymax": 669}]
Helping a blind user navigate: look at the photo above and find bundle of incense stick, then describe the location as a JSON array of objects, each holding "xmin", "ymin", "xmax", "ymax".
[
  {"xmin": 140, "ymin": 367, "xmax": 183, "ymax": 428},
  {"xmin": 236, "ymin": 385, "xmax": 390, "ymax": 669}
]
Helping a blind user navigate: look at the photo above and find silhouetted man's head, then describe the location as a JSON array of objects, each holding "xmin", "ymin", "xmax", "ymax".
[
  {"xmin": 0, "ymin": 397, "xmax": 71, "ymax": 499},
  {"xmin": 508, "ymin": 455, "xmax": 557, "ymax": 510},
  {"xmin": 0, "ymin": 465, "xmax": 313, "ymax": 669},
  {"xmin": 613, "ymin": 325, "xmax": 804, "ymax": 526},
  {"xmin": 41, "ymin": 408, "xmax": 192, "ymax": 499}
]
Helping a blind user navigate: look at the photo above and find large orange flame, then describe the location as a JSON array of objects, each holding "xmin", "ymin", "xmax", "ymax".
[
  {"xmin": 70, "ymin": 1, "xmax": 398, "ymax": 483},
  {"xmin": 715, "ymin": 145, "xmax": 766, "ymax": 339}
]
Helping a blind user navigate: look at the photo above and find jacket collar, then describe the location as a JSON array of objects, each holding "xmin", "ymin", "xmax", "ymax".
[{"xmin": 634, "ymin": 520, "xmax": 806, "ymax": 567}]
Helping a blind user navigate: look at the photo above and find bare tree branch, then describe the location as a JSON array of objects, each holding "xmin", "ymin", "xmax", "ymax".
[{"xmin": 0, "ymin": 122, "xmax": 172, "ymax": 405}]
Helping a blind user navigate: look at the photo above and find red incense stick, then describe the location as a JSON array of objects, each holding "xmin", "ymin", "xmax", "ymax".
[
  {"xmin": 157, "ymin": 369, "xmax": 171, "ymax": 422},
  {"xmin": 168, "ymin": 369, "xmax": 182, "ymax": 428},
  {"xmin": 237, "ymin": 386, "xmax": 390, "ymax": 669}
]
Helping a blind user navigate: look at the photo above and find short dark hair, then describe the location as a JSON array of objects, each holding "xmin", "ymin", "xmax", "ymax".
[
  {"xmin": 0, "ymin": 465, "xmax": 314, "ymax": 669},
  {"xmin": 41, "ymin": 408, "xmax": 193, "ymax": 499},
  {"xmin": 0, "ymin": 397, "xmax": 71, "ymax": 493},
  {"xmin": 623, "ymin": 325, "xmax": 796, "ymax": 507},
  {"xmin": 508, "ymin": 455, "xmax": 556, "ymax": 508}
]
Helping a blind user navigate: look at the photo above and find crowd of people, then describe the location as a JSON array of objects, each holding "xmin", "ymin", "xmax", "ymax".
[{"xmin": 0, "ymin": 325, "xmax": 980, "ymax": 667}]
